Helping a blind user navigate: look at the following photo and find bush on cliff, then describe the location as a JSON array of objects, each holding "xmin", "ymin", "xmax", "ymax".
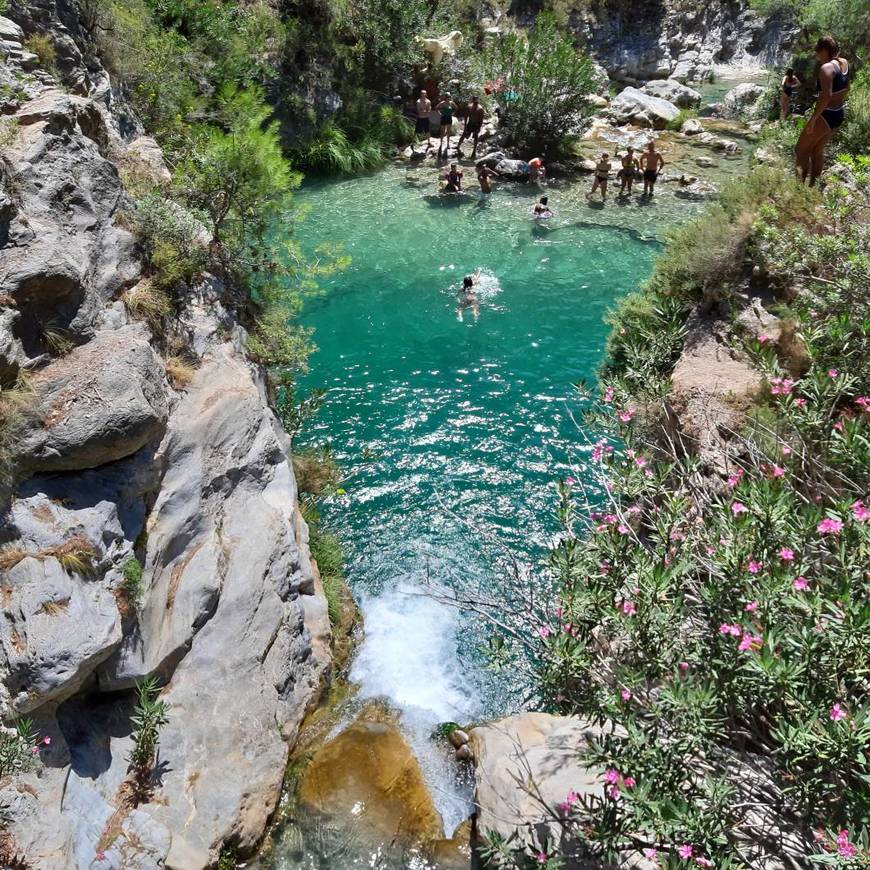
[{"xmin": 482, "ymin": 176, "xmax": 870, "ymax": 867}]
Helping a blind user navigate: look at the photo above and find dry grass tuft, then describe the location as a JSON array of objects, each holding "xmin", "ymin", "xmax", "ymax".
[
  {"xmin": 123, "ymin": 280, "xmax": 172, "ymax": 328},
  {"xmin": 164, "ymin": 356, "xmax": 196, "ymax": 390},
  {"xmin": 47, "ymin": 535, "xmax": 98, "ymax": 575},
  {"xmin": 0, "ymin": 546, "xmax": 27, "ymax": 572}
]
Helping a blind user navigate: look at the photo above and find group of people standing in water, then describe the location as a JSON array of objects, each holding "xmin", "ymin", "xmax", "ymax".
[{"xmin": 587, "ymin": 140, "xmax": 666, "ymax": 202}]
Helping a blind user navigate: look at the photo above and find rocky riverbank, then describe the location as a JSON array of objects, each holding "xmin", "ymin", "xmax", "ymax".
[{"xmin": 0, "ymin": 9, "xmax": 331, "ymax": 868}]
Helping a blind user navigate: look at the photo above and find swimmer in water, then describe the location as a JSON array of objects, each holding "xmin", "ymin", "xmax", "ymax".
[
  {"xmin": 477, "ymin": 164, "xmax": 501, "ymax": 193},
  {"xmin": 588, "ymin": 152, "xmax": 611, "ymax": 202},
  {"xmin": 457, "ymin": 271, "xmax": 481, "ymax": 321},
  {"xmin": 533, "ymin": 196, "xmax": 553, "ymax": 218},
  {"xmin": 444, "ymin": 162, "xmax": 463, "ymax": 193}
]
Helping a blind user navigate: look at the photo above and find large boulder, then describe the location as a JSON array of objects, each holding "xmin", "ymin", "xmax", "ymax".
[
  {"xmin": 298, "ymin": 706, "xmax": 444, "ymax": 848},
  {"xmin": 641, "ymin": 78, "xmax": 702, "ymax": 109},
  {"xmin": 16, "ymin": 325, "xmax": 168, "ymax": 475},
  {"xmin": 722, "ymin": 83, "xmax": 767, "ymax": 119},
  {"xmin": 470, "ymin": 713, "xmax": 604, "ymax": 852},
  {"xmin": 608, "ymin": 87, "xmax": 680, "ymax": 129}
]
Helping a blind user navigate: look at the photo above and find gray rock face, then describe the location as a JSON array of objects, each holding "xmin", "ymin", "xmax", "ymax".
[
  {"xmin": 681, "ymin": 117, "xmax": 704, "ymax": 135},
  {"xmin": 0, "ymin": 308, "xmax": 27, "ymax": 385},
  {"xmin": 608, "ymin": 86, "xmax": 681, "ymax": 128},
  {"xmin": 641, "ymin": 78, "xmax": 702, "ymax": 108},
  {"xmin": 17, "ymin": 325, "xmax": 168, "ymax": 474},
  {"xmin": 722, "ymin": 82, "xmax": 767, "ymax": 118},
  {"xmin": 0, "ymin": 89, "xmax": 139, "ymax": 358}
]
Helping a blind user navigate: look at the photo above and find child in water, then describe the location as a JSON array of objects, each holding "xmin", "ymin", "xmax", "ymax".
[
  {"xmin": 533, "ymin": 196, "xmax": 553, "ymax": 218},
  {"xmin": 457, "ymin": 271, "xmax": 481, "ymax": 321}
]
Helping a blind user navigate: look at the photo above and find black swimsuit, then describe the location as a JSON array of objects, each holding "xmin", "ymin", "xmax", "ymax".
[{"xmin": 818, "ymin": 62, "xmax": 849, "ymax": 129}]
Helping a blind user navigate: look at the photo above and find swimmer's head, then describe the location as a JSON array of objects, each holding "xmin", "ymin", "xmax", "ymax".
[
  {"xmin": 540, "ymin": 196, "xmax": 548, "ymax": 205},
  {"xmin": 451, "ymin": 162, "xmax": 458, "ymax": 169},
  {"xmin": 785, "ymin": 68, "xmax": 794, "ymax": 77},
  {"xmin": 463, "ymin": 275, "xmax": 474, "ymax": 288},
  {"xmin": 420, "ymin": 89, "xmax": 428, "ymax": 97},
  {"xmin": 602, "ymin": 152, "xmax": 609, "ymax": 159}
]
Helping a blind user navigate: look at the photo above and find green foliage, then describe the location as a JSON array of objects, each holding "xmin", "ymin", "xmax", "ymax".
[
  {"xmin": 836, "ymin": 68, "xmax": 870, "ymax": 159},
  {"xmin": 127, "ymin": 677, "xmax": 169, "ymax": 774},
  {"xmin": 303, "ymin": 503, "xmax": 346, "ymax": 627},
  {"xmin": 217, "ymin": 846, "xmax": 237, "ymax": 870},
  {"xmin": 0, "ymin": 720, "xmax": 42, "ymax": 779},
  {"xmin": 666, "ymin": 108, "xmax": 697, "ymax": 131},
  {"xmin": 0, "ymin": 375, "xmax": 34, "ymax": 488},
  {"xmin": 474, "ymin": 13, "xmax": 595, "ymax": 155},
  {"xmin": 23, "ymin": 34, "xmax": 57, "ymax": 71},
  {"xmin": 748, "ymin": 0, "xmax": 869, "ymax": 50},
  {"xmin": 120, "ymin": 558, "xmax": 145, "ymax": 608}
]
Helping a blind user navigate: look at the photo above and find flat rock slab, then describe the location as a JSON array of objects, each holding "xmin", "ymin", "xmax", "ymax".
[{"xmin": 470, "ymin": 713, "xmax": 604, "ymax": 852}]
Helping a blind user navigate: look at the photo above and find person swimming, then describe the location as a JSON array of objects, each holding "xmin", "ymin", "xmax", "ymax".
[
  {"xmin": 533, "ymin": 196, "xmax": 553, "ymax": 218},
  {"xmin": 457, "ymin": 272, "xmax": 480, "ymax": 321},
  {"xmin": 477, "ymin": 164, "xmax": 501, "ymax": 193},
  {"xmin": 795, "ymin": 35, "xmax": 850, "ymax": 186}
]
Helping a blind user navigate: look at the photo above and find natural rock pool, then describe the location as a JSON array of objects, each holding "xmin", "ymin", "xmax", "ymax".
[{"xmin": 261, "ymin": 144, "xmax": 749, "ymax": 866}]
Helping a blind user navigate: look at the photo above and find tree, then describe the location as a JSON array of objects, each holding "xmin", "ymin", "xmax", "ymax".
[{"xmin": 475, "ymin": 13, "xmax": 596, "ymax": 156}]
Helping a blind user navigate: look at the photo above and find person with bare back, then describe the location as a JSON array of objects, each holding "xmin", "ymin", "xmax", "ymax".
[
  {"xmin": 639, "ymin": 140, "xmax": 665, "ymax": 197},
  {"xmin": 457, "ymin": 96, "xmax": 486, "ymax": 157}
]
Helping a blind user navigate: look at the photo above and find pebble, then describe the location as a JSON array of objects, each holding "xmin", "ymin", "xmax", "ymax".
[{"xmin": 448, "ymin": 728, "xmax": 469, "ymax": 749}]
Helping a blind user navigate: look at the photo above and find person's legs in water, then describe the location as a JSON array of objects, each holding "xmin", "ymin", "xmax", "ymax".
[{"xmin": 599, "ymin": 176, "xmax": 608, "ymax": 201}]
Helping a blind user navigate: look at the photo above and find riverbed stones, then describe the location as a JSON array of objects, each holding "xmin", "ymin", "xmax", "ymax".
[
  {"xmin": 298, "ymin": 706, "xmax": 443, "ymax": 847},
  {"xmin": 470, "ymin": 713, "xmax": 603, "ymax": 852},
  {"xmin": 448, "ymin": 727, "xmax": 470, "ymax": 749},
  {"xmin": 722, "ymin": 83, "xmax": 767, "ymax": 118},
  {"xmin": 675, "ymin": 179, "xmax": 718, "ymax": 201},
  {"xmin": 681, "ymin": 117, "xmax": 704, "ymax": 135}
]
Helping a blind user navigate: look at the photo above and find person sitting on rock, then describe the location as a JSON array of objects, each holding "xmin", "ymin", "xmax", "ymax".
[
  {"xmin": 588, "ymin": 152, "xmax": 612, "ymax": 202},
  {"xmin": 416, "ymin": 90, "xmax": 432, "ymax": 140},
  {"xmin": 795, "ymin": 35, "xmax": 849, "ymax": 186},
  {"xmin": 640, "ymin": 140, "xmax": 665, "ymax": 197},
  {"xmin": 529, "ymin": 157, "xmax": 546, "ymax": 180},
  {"xmin": 780, "ymin": 68, "xmax": 800, "ymax": 119},
  {"xmin": 617, "ymin": 147, "xmax": 639, "ymax": 196},
  {"xmin": 457, "ymin": 96, "xmax": 485, "ymax": 158},
  {"xmin": 444, "ymin": 162, "xmax": 463, "ymax": 193}
]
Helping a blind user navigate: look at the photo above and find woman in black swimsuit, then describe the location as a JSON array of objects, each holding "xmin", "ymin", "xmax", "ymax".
[
  {"xmin": 795, "ymin": 35, "xmax": 849, "ymax": 186},
  {"xmin": 780, "ymin": 67, "xmax": 800, "ymax": 120}
]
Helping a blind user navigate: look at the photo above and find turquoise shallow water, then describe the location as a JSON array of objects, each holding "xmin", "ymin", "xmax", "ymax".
[{"xmin": 261, "ymin": 163, "xmax": 722, "ymax": 867}]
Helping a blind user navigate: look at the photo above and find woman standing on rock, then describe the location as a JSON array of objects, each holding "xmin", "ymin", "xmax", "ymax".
[
  {"xmin": 435, "ymin": 94, "xmax": 457, "ymax": 159},
  {"xmin": 780, "ymin": 68, "xmax": 800, "ymax": 119},
  {"xmin": 795, "ymin": 35, "xmax": 849, "ymax": 185}
]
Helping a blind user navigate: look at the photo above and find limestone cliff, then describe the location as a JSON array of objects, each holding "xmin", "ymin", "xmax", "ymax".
[{"xmin": 0, "ymin": 9, "xmax": 330, "ymax": 868}]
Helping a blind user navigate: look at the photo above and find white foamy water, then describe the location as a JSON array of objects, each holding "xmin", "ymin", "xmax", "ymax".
[{"xmin": 350, "ymin": 584, "xmax": 480, "ymax": 833}]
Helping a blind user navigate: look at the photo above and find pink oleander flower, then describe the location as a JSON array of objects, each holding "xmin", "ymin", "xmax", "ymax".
[
  {"xmin": 555, "ymin": 606, "xmax": 563, "ymax": 619},
  {"xmin": 793, "ymin": 576, "xmax": 809, "ymax": 591},
  {"xmin": 618, "ymin": 409, "xmax": 635, "ymax": 423},
  {"xmin": 833, "ymin": 420, "xmax": 844, "ymax": 433},
  {"xmin": 817, "ymin": 517, "xmax": 844, "ymax": 535},
  {"xmin": 745, "ymin": 600, "xmax": 759, "ymax": 612},
  {"xmin": 769, "ymin": 376, "xmax": 795, "ymax": 396},
  {"xmin": 644, "ymin": 848, "xmax": 658, "ymax": 860},
  {"xmin": 705, "ymin": 545, "xmax": 716, "ymax": 556},
  {"xmin": 719, "ymin": 623, "xmax": 741, "ymax": 637},
  {"xmin": 565, "ymin": 476, "xmax": 576, "ymax": 486},
  {"xmin": 644, "ymin": 469, "xmax": 653, "ymax": 478},
  {"xmin": 600, "ymin": 561, "xmax": 610, "ymax": 574},
  {"xmin": 731, "ymin": 501, "xmax": 747, "ymax": 515},
  {"xmin": 41, "ymin": 736, "xmax": 51, "ymax": 745},
  {"xmin": 536, "ymin": 852, "xmax": 548, "ymax": 864},
  {"xmin": 621, "ymin": 600, "xmax": 637, "ymax": 617},
  {"xmin": 830, "ymin": 703, "xmax": 847, "ymax": 721},
  {"xmin": 828, "ymin": 368, "xmax": 839, "ymax": 378},
  {"xmin": 738, "ymin": 632, "xmax": 763, "ymax": 652},
  {"xmin": 779, "ymin": 547, "xmax": 795, "ymax": 562},
  {"xmin": 635, "ymin": 456, "xmax": 647, "ymax": 468},
  {"xmin": 679, "ymin": 661, "xmax": 690, "ymax": 672},
  {"xmin": 607, "ymin": 784, "xmax": 620, "ymax": 799},
  {"xmin": 603, "ymin": 513, "xmax": 618, "ymax": 524},
  {"xmin": 747, "ymin": 559, "xmax": 763, "ymax": 574},
  {"xmin": 621, "ymin": 689, "xmax": 632, "ymax": 701},
  {"xmin": 793, "ymin": 397, "xmax": 806, "ymax": 408},
  {"xmin": 30, "ymin": 746, "xmax": 39, "ymax": 756},
  {"xmin": 855, "ymin": 396, "xmax": 870, "ymax": 411},
  {"xmin": 604, "ymin": 768, "xmax": 620, "ymax": 784},
  {"xmin": 603, "ymin": 386, "xmax": 615, "ymax": 404},
  {"xmin": 626, "ymin": 505, "xmax": 642, "ymax": 515},
  {"xmin": 852, "ymin": 501, "xmax": 870, "ymax": 522},
  {"xmin": 695, "ymin": 858, "xmax": 713, "ymax": 868},
  {"xmin": 623, "ymin": 776, "xmax": 636, "ymax": 789},
  {"xmin": 537, "ymin": 626, "xmax": 552, "ymax": 638},
  {"xmin": 618, "ymin": 524, "xmax": 630, "ymax": 535},
  {"xmin": 781, "ymin": 444, "xmax": 792, "ymax": 455},
  {"xmin": 771, "ymin": 465, "xmax": 785, "ymax": 478},
  {"xmin": 757, "ymin": 333, "xmax": 769, "ymax": 343},
  {"xmin": 836, "ymin": 830, "xmax": 857, "ymax": 858},
  {"xmin": 678, "ymin": 844, "xmax": 694, "ymax": 860}
]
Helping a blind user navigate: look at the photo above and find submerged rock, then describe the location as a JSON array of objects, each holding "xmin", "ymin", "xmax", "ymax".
[{"xmin": 298, "ymin": 706, "xmax": 443, "ymax": 847}]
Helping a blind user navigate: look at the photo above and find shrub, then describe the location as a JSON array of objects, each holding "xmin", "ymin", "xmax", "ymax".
[
  {"xmin": 473, "ymin": 13, "xmax": 595, "ymax": 156},
  {"xmin": 293, "ymin": 446, "xmax": 341, "ymax": 500},
  {"xmin": 0, "ymin": 719, "xmax": 44, "ymax": 778},
  {"xmin": 836, "ymin": 68, "xmax": 870, "ymax": 160},
  {"xmin": 23, "ymin": 34, "xmax": 56, "ymax": 71},
  {"xmin": 666, "ymin": 108, "xmax": 697, "ymax": 131},
  {"xmin": 127, "ymin": 677, "xmax": 169, "ymax": 778},
  {"xmin": 119, "ymin": 557, "xmax": 144, "ymax": 610}
]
